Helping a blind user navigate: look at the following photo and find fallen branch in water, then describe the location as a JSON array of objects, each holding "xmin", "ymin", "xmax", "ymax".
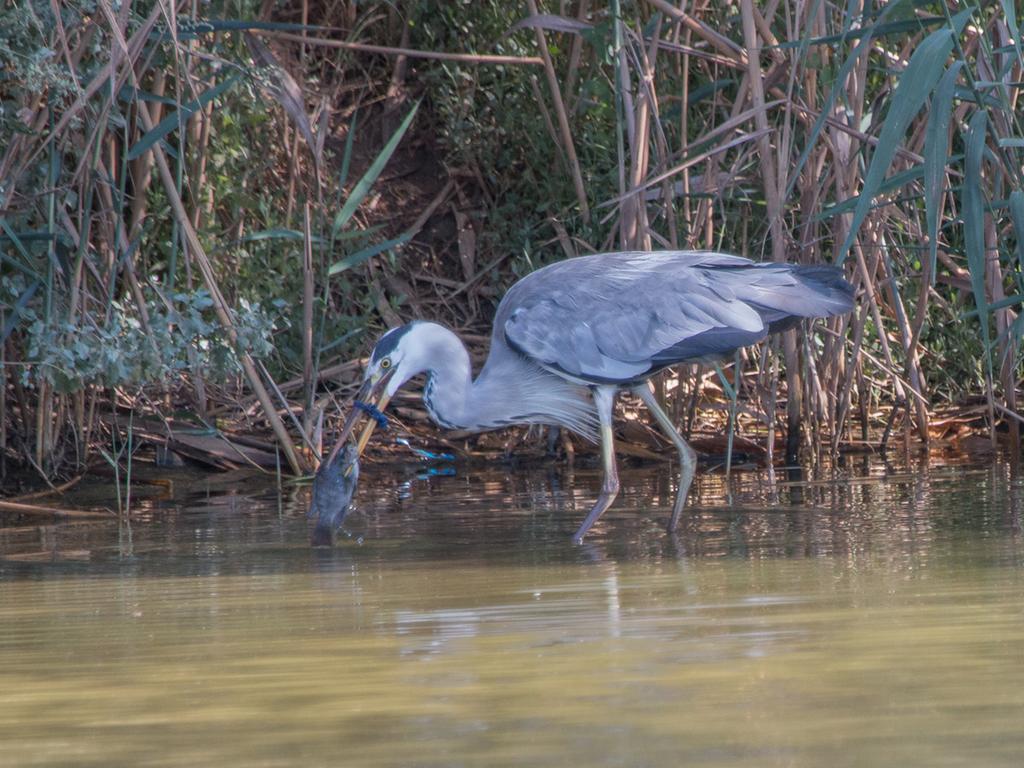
[
  {"xmin": 0, "ymin": 500, "xmax": 115, "ymax": 519},
  {"xmin": 8, "ymin": 473, "xmax": 87, "ymax": 502}
]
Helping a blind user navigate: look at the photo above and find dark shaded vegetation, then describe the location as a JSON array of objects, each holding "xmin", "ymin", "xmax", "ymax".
[{"xmin": 1, "ymin": 0, "xmax": 1023, "ymax": 494}]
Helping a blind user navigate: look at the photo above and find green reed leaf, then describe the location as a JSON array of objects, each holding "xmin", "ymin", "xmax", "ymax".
[
  {"xmin": 328, "ymin": 232, "xmax": 413, "ymax": 276},
  {"xmin": 127, "ymin": 74, "xmax": 240, "ymax": 161},
  {"xmin": 963, "ymin": 110, "xmax": 988, "ymax": 335},
  {"xmin": 331, "ymin": 101, "xmax": 420, "ymax": 239},
  {"xmin": 924, "ymin": 61, "xmax": 963, "ymax": 283}
]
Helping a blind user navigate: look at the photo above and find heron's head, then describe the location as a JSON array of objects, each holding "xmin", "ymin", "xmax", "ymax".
[{"xmin": 329, "ymin": 321, "xmax": 448, "ymax": 462}]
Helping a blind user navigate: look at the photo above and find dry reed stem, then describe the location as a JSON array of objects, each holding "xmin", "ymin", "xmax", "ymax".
[
  {"xmin": 302, "ymin": 202, "xmax": 315, "ymax": 438},
  {"xmin": 738, "ymin": 0, "xmax": 805, "ymax": 460},
  {"xmin": 597, "ymin": 122, "xmax": 774, "ymax": 208},
  {"xmin": 563, "ymin": 0, "xmax": 590, "ymax": 109},
  {"xmin": 876, "ymin": 235, "xmax": 929, "ymax": 443},
  {"xmin": 645, "ymin": 0, "xmax": 747, "ymax": 65},
  {"xmin": 526, "ymin": 0, "xmax": 591, "ymax": 223},
  {"xmin": 528, "ymin": 76, "xmax": 565, "ymax": 168},
  {"xmin": 258, "ymin": 30, "xmax": 544, "ymax": 66},
  {"xmin": 622, "ymin": 24, "xmax": 655, "ymax": 250}
]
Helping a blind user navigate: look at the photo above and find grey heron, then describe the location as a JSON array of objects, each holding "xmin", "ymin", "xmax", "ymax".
[{"xmin": 334, "ymin": 250, "xmax": 854, "ymax": 542}]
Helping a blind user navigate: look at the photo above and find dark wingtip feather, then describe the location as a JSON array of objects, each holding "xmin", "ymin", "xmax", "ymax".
[{"xmin": 792, "ymin": 265, "xmax": 855, "ymax": 316}]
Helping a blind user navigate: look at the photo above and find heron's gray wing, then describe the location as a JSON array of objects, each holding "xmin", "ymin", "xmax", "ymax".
[
  {"xmin": 501, "ymin": 251, "xmax": 852, "ymax": 382},
  {"xmin": 504, "ymin": 300, "xmax": 654, "ymax": 381},
  {"xmin": 501, "ymin": 252, "xmax": 764, "ymax": 381}
]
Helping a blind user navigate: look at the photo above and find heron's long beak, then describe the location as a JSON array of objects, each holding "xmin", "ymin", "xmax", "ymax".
[
  {"xmin": 353, "ymin": 390, "xmax": 392, "ymax": 455},
  {"xmin": 323, "ymin": 371, "xmax": 394, "ymax": 470}
]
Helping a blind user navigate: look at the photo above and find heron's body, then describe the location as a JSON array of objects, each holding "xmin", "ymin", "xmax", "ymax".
[{"xmin": 341, "ymin": 250, "xmax": 854, "ymax": 542}]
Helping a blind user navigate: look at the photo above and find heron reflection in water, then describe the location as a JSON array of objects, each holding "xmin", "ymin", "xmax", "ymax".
[{"xmin": 332, "ymin": 250, "xmax": 854, "ymax": 543}]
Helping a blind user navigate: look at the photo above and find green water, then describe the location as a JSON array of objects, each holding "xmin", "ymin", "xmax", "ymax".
[{"xmin": 2, "ymin": 458, "xmax": 1023, "ymax": 766}]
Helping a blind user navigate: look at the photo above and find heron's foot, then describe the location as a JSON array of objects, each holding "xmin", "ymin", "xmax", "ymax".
[
  {"xmin": 667, "ymin": 486, "xmax": 693, "ymax": 532},
  {"xmin": 572, "ymin": 486, "xmax": 619, "ymax": 544},
  {"xmin": 667, "ymin": 504, "xmax": 685, "ymax": 533},
  {"xmin": 667, "ymin": 453, "xmax": 697, "ymax": 533}
]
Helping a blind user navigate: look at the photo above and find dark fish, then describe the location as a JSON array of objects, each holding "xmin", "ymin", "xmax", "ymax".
[{"xmin": 308, "ymin": 444, "xmax": 359, "ymax": 546}]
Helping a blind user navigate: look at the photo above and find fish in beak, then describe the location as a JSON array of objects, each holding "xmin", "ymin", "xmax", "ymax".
[
  {"xmin": 309, "ymin": 443, "xmax": 359, "ymax": 546},
  {"xmin": 308, "ymin": 370, "xmax": 394, "ymax": 546}
]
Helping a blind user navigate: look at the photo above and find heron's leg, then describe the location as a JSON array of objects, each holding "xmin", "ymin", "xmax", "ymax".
[
  {"xmin": 632, "ymin": 383, "xmax": 697, "ymax": 532},
  {"xmin": 572, "ymin": 386, "xmax": 620, "ymax": 544}
]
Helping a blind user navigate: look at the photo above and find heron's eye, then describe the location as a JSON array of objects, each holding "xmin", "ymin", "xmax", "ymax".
[{"xmin": 380, "ymin": 358, "xmax": 392, "ymax": 370}]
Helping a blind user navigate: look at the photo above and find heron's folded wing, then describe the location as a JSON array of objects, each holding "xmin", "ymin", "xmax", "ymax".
[
  {"xmin": 500, "ymin": 252, "xmax": 851, "ymax": 382},
  {"xmin": 503, "ymin": 268, "xmax": 769, "ymax": 380},
  {"xmin": 504, "ymin": 301, "xmax": 653, "ymax": 380}
]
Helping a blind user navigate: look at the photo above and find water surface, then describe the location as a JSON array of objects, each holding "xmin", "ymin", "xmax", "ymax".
[{"xmin": 2, "ymin": 457, "xmax": 1023, "ymax": 766}]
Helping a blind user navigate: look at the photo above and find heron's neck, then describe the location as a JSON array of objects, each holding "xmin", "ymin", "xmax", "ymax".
[
  {"xmin": 419, "ymin": 327, "xmax": 595, "ymax": 437},
  {"xmin": 419, "ymin": 330, "xmax": 474, "ymax": 430}
]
